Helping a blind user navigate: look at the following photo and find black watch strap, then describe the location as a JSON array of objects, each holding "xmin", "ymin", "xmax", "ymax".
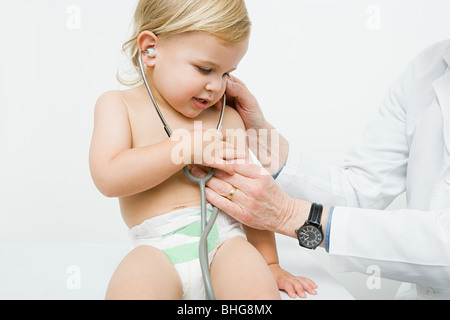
[{"xmin": 307, "ymin": 203, "xmax": 323, "ymax": 226}]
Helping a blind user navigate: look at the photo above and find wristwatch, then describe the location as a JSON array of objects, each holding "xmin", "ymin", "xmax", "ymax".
[{"xmin": 295, "ymin": 203, "xmax": 324, "ymax": 250}]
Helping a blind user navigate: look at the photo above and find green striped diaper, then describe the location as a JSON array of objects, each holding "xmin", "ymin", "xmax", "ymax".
[{"xmin": 161, "ymin": 211, "xmax": 219, "ymax": 265}]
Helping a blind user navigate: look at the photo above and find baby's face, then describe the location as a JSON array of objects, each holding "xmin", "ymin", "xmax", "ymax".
[{"xmin": 151, "ymin": 32, "xmax": 248, "ymax": 118}]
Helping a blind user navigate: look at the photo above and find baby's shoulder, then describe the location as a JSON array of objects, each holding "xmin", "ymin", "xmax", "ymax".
[
  {"xmin": 222, "ymin": 105, "xmax": 245, "ymax": 130},
  {"xmin": 94, "ymin": 88, "xmax": 139, "ymax": 117},
  {"xmin": 95, "ymin": 90, "xmax": 126, "ymax": 110}
]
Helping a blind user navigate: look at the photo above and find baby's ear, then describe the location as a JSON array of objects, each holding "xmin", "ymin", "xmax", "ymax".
[{"xmin": 137, "ymin": 31, "xmax": 159, "ymax": 67}]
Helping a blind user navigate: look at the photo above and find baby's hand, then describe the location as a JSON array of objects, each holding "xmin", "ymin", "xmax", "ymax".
[
  {"xmin": 171, "ymin": 128, "xmax": 246, "ymax": 175},
  {"xmin": 269, "ymin": 264, "xmax": 318, "ymax": 299}
]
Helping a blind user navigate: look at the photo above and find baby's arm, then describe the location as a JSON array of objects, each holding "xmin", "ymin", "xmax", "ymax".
[
  {"xmin": 222, "ymin": 107, "xmax": 318, "ymax": 299},
  {"xmin": 89, "ymin": 91, "xmax": 188, "ymax": 197},
  {"xmin": 90, "ymin": 91, "xmax": 240, "ymax": 198},
  {"xmin": 244, "ymin": 227, "xmax": 317, "ymax": 299}
]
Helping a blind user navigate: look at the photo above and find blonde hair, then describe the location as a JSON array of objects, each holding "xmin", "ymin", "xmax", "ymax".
[{"xmin": 118, "ymin": 0, "xmax": 251, "ymax": 86}]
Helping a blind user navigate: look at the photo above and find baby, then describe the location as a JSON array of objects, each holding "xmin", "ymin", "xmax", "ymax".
[{"xmin": 89, "ymin": 0, "xmax": 316, "ymax": 300}]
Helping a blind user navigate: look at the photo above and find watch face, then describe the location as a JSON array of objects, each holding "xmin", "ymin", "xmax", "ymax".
[{"xmin": 298, "ymin": 225, "xmax": 323, "ymax": 249}]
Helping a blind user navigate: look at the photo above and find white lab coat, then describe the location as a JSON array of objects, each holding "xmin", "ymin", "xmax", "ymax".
[{"xmin": 276, "ymin": 40, "xmax": 450, "ymax": 299}]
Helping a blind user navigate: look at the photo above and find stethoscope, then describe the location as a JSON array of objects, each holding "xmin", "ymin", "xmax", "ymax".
[{"xmin": 138, "ymin": 50, "xmax": 224, "ymax": 300}]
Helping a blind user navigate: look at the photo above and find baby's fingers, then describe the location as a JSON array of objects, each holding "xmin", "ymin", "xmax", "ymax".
[
  {"xmin": 295, "ymin": 277, "xmax": 318, "ymax": 297},
  {"xmin": 284, "ymin": 285, "xmax": 297, "ymax": 299},
  {"xmin": 285, "ymin": 282, "xmax": 306, "ymax": 299}
]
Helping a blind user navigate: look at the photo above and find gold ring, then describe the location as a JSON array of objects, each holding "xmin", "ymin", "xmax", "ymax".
[{"xmin": 226, "ymin": 186, "xmax": 237, "ymax": 200}]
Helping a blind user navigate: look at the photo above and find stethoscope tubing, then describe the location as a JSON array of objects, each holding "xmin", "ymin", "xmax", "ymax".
[{"xmin": 138, "ymin": 51, "xmax": 226, "ymax": 300}]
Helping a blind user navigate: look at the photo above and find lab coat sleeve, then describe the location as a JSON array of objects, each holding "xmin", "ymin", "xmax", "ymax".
[
  {"xmin": 276, "ymin": 57, "xmax": 412, "ymax": 209},
  {"xmin": 277, "ymin": 41, "xmax": 450, "ymax": 208},
  {"xmin": 275, "ymin": 41, "xmax": 450, "ymax": 287},
  {"xmin": 329, "ymin": 206, "xmax": 450, "ymax": 288}
]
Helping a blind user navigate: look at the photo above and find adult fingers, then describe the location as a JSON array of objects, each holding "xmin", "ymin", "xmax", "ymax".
[
  {"xmin": 204, "ymin": 187, "xmax": 248, "ymax": 224},
  {"xmin": 191, "ymin": 165, "xmax": 253, "ymax": 197},
  {"xmin": 231, "ymin": 162, "xmax": 271, "ymax": 180},
  {"xmin": 191, "ymin": 166, "xmax": 248, "ymax": 210}
]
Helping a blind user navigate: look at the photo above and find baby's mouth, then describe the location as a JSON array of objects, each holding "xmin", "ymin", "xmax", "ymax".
[{"xmin": 193, "ymin": 97, "xmax": 211, "ymax": 110}]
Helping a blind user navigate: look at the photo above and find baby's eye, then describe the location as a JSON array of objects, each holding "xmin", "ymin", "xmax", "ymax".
[{"xmin": 197, "ymin": 66, "xmax": 212, "ymax": 74}]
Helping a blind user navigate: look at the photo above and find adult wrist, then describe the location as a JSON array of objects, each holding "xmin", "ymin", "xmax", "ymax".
[
  {"xmin": 249, "ymin": 120, "xmax": 289, "ymax": 175},
  {"xmin": 259, "ymin": 119, "xmax": 272, "ymax": 131},
  {"xmin": 279, "ymin": 199, "xmax": 330, "ymax": 247},
  {"xmin": 277, "ymin": 198, "xmax": 309, "ymax": 239}
]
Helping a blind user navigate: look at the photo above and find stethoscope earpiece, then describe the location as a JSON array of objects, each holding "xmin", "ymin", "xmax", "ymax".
[{"xmin": 146, "ymin": 48, "xmax": 156, "ymax": 58}]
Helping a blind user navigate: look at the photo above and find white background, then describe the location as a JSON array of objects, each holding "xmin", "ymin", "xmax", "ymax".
[{"xmin": 1, "ymin": 0, "xmax": 450, "ymax": 299}]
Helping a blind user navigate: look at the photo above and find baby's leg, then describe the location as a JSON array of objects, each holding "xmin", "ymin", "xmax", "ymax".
[
  {"xmin": 210, "ymin": 236, "xmax": 281, "ymax": 300},
  {"xmin": 105, "ymin": 245, "xmax": 183, "ymax": 300}
]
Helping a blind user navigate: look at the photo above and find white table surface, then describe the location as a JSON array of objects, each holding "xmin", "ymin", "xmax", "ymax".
[{"xmin": 0, "ymin": 235, "xmax": 354, "ymax": 300}]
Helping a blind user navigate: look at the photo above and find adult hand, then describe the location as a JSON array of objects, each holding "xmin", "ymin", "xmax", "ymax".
[
  {"xmin": 190, "ymin": 163, "xmax": 308, "ymax": 238},
  {"xmin": 221, "ymin": 76, "xmax": 290, "ymax": 175},
  {"xmin": 224, "ymin": 75, "xmax": 267, "ymax": 130}
]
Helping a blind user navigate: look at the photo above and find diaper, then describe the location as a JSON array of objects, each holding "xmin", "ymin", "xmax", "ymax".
[{"xmin": 129, "ymin": 204, "xmax": 246, "ymax": 300}]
